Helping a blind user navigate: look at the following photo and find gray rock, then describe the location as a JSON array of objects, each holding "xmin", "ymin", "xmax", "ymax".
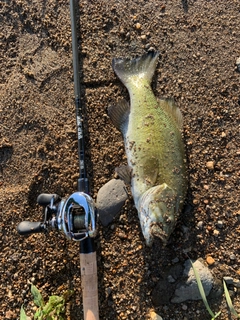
[
  {"xmin": 171, "ymin": 259, "xmax": 213, "ymax": 303},
  {"xmin": 96, "ymin": 179, "xmax": 128, "ymax": 226},
  {"xmin": 223, "ymin": 276, "xmax": 233, "ymax": 285}
]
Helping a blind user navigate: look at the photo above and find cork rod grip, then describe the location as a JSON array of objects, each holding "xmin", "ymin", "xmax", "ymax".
[{"xmin": 80, "ymin": 251, "xmax": 99, "ymax": 320}]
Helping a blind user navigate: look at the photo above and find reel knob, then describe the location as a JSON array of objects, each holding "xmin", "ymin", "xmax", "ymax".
[{"xmin": 17, "ymin": 221, "xmax": 45, "ymax": 235}]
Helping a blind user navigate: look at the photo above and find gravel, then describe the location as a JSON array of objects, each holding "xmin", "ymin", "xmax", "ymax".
[{"xmin": 1, "ymin": 1, "xmax": 240, "ymax": 319}]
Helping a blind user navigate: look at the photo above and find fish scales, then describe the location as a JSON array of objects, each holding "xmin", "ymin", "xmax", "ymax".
[{"xmin": 110, "ymin": 51, "xmax": 187, "ymax": 246}]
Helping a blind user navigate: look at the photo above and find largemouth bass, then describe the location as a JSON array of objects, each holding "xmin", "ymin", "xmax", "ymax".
[{"xmin": 109, "ymin": 51, "xmax": 187, "ymax": 246}]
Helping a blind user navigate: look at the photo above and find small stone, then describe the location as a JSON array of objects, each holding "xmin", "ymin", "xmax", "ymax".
[
  {"xmin": 148, "ymin": 47, "xmax": 155, "ymax": 52},
  {"xmin": 236, "ymin": 57, "xmax": 240, "ymax": 71},
  {"xmin": 181, "ymin": 225, "xmax": 189, "ymax": 234},
  {"xmin": 197, "ymin": 221, "xmax": 203, "ymax": 229},
  {"xmin": 223, "ymin": 276, "xmax": 233, "ymax": 285},
  {"xmin": 206, "ymin": 256, "xmax": 215, "ymax": 266},
  {"xmin": 172, "ymin": 257, "xmax": 179, "ymax": 264},
  {"xmin": 135, "ymin": 23, "xmax": 141, "ymax": 29},
  {"xmin": 213, "ymin": 229, "xmax": 220, "ymax": 236},
  {"xmin": 229, "ymin": 254, "xmax": 236, "ymax": 260},
  {"xmin": 193, "ymin": 199, "xmax": 198, "ymax": 205},
  {"xmin": 221, "ymin": 132, "xmax": 226, "ymax": 138},
  {"xmin": 5, "ymin": 310, "xmax": 15, "ymax": 319},
  {"xmin": 141, "ymin": 34, "xmax": 147, "ymax": 40},
  {"xmin": 206, "ymin": 161, "xmax": 215, "ymax": 170},
  {"xmin": 216, "ymin": 220, "xmax": 223, "ymax": 228},
  {"xmin": 167, "ymin": 275, "xmax": 176, "ymax": 283},
  {"xmin": 182, "ymin": 304, "xmax": 188, "ymax": 311},
  {"xmin": 149, "ymin": 310, "xmax": 163, "ymax": 320},
  {"xmin": 233, "ymin": 280, "xmax": 240, "ymax": 288},
  {"xmin": 118, "ymin": 232, "xmax": 127, "ymax": 239}
]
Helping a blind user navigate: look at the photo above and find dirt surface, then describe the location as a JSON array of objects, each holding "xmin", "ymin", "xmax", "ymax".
[{"xmin": 1, "ymin": 1, "xmax": 240, "ymax": 319}]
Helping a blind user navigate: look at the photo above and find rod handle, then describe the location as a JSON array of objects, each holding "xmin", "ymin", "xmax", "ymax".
[{"xmin": 80, "ymin": 251, "xmax": 99, "ymax": 320}]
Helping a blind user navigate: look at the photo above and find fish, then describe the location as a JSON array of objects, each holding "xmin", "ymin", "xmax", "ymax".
[{"xmin": 109, "ymin": 51, "xmax": 188, "ymax": 246}]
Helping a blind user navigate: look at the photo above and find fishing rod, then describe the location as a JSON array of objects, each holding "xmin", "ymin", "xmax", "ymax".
[{"xmin": 17, "ymin": 1, "xmax": 99, "ymax": 319}]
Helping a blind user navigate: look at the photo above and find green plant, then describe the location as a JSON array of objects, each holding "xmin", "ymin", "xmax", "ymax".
[
  {"xmin": 223, "ymin": 280, "xmax": 240, "ymax": 319},
  {"xmin": 20, "ymin": 284, "xmax": 73, "ymax": 320},
  {"xmin": 191, "ymin": 260, "xmax": 240, "ymax": 319}
]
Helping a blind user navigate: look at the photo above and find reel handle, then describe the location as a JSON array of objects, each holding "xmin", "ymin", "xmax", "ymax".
[
  {"xmin": 17, "ymin": 221, "xmax": 45, "ymax": 235},
  {"xmin": 37, "ymin": 193, "xmax": 61, "ymax": 206}
]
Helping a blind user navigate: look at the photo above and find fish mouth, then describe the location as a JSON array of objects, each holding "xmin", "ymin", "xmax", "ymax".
[{"xmin": 150, "ymin": 222, "xmax": 169, "ymax": 245}]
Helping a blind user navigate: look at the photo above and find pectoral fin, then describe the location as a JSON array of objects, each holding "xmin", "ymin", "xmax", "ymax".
[
  {"xmin": 140, "ymin": 156, "xmax": 159, "ymax": 186},
  {"xmin": 115, "ymin": 165, "xmax": 132, "ymax": 185}
]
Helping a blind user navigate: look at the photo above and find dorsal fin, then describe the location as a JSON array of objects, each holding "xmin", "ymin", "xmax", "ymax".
[{"xmin": 158, "ymin": 98, "xmax": 183, "ymax": 129}]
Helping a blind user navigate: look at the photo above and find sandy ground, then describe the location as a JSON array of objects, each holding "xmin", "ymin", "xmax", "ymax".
[{"xmin": 0, "ymin": 0, "xmax": 240, "ymax": 319}]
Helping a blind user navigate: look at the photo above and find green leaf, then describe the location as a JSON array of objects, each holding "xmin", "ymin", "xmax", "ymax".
[
  {"xmin": 62, "ymin": 289, "xmax": 74, "ymax": 301},
  {"xmin": 20, "ymin": 305, "xmax": 28, "ymax": 320},
  {"xmin": 34, "ymin": 308, "xmax": 44, "ymax": 320},
  {"xmin": 31, "ymin": 284, "xmax": 44, "ymax": 308},
  {"xmin": 42, "ymin": 295, "xmax": 65, "ymax": 316},
  {"xmin": 223, "ymin": 280, "xmax": 240, "ymax": 318},
  {"xmin": 190, "ymin": 260, "xmax": 221, "ymax": 319}
]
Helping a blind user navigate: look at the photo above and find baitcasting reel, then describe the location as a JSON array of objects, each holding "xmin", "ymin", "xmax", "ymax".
[{"xmin": 17, "ymin": 192, "xmax": 97, "ymax": 241}]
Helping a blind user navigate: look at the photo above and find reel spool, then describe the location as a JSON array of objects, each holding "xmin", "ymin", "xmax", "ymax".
[
  {"xmin": 60, "ymin": 192, "xmax": 97, "ymax": 241},
  {"xmin": 17, "ymin": 192, "xmax": 97, "ymax": 241}
]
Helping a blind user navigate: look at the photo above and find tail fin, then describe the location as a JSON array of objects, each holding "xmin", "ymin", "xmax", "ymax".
[{"xmin": 112, "ymin": 51, "xmax": 159, "ymax": 88}]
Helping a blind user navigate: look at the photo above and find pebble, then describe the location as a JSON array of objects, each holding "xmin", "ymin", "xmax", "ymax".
[
  {"xmin": 182, "ymin": 304, "xmax": 188, "ymax": 311},
  {"xmin": 206, "ymin": 161, "xmax": 215, "ymax": 170},
  {"xmin": 118, "ymin": 232, "xmax": 127, "ymax": 239},
  {"xmin": 135, "ymin": 23, "xmax": 141, "ymax": 29},
  {"xmin": 193, "ymin": 199, "xmax": 198, "ymax": 205},
  {"xmin": 167, "ymin": 275, "xmax": 176, "ymax": 283},
  {"xmin": 233, "ymin": 280, "xmax": 240, "ymax": 288},
  {"xmin": 213, "ymin": 229, "xmax": 220, "ymax": 236},
  {"xmin": 223, "ymin": 276, "xmax": 233, "ymax": 285},
  {"xmin": 229, "ymin": 254, "xmax": 236, "ymax": 261},
  {"xmin": 206, "ymin": 256, "xmax": 215, "ymax": 265},
  {"xmin": 216, "ymin": 220, "xmax": 223, "ymax": 228},
  {"xmin": 149, "ymin": 311, "xmax": 163, "ymax": 320},
  {"xmin": 96, "ymin": 179, "xmax": 128, "ymax": 226},
  {"xmin": 172, "ymin": 257, "xmax": 179, "ymax": 264},
  {"xmin": 236, "ymin": 57, "xmax": 240, "ymax": 71},
  {"xmin": 197, "ymin": 221, "xmax": 204, "ymax": 229}
]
